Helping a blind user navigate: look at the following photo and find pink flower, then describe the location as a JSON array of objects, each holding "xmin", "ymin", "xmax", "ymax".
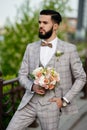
[{"xmin": 31, "ymin": 67, "xmax": 60, "ymax": 93}]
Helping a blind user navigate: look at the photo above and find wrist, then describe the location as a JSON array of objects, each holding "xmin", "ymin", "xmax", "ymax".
[
  {"xmin": 61, "ymin": 98, "xmax": 70, "ymax": 107},
  {"xmin": 31, "ymin": 83, "xmax": 35, "ymax": 91}
]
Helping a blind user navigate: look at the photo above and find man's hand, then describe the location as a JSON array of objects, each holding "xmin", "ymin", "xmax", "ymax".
[
  {"xmin": 49, "ymin": 97, "xmax": 63, "ymax": 109},
  {"xmin": 32, "ymin": 84, "xmax": 46, "ymax": 95}
]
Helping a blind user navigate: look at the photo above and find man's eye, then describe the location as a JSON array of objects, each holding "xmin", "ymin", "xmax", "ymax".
[
  {"xmin": 43, "ymin": 22, "xmax": 48, "ymax": 24},
  {"xmin": 39, "ymin": 21, "xmax": 41, "ymax": 24}
]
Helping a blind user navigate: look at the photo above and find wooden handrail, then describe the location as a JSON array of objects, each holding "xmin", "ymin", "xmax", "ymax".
[
  {"xmin": 3, "ymin": 77, "xmax": 18, "ymax": 86},
  {"xmin": 0, "ymin": 75, "xmax": 25, "ymax": 130}
]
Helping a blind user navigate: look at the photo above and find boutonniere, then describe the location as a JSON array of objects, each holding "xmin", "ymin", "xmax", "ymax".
[{"xmin": 55, "ymin": 50, "xmax": 64, "ymax": 61}]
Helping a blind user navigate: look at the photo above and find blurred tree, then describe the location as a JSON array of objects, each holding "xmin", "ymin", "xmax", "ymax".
[
  {"xmin": 1, "ymin": 0, "xmax": 39, "ymax": 76},
  {"xmin": 1, "ymin": 0, "xmax": 70, "ymax": 76}
]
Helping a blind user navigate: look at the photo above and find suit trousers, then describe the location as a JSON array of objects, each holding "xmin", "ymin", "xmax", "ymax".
[{"xmin": 6, "ymin": 100, "xmax": 60, "ymax": 130}]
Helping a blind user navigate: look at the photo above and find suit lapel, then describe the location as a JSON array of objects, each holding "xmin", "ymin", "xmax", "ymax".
[
  {"xmin": 56, "ymin": 38, "xmax": 64, "ymax": 56},
  {"xmin": 33, "ymin": 40, "xmax": 41, "ymax": 68}
]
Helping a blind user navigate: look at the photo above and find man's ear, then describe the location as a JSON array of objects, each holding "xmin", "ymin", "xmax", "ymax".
[{"xmin": 53, "ymin": 23, "xmax": 58, "ymax": 31}]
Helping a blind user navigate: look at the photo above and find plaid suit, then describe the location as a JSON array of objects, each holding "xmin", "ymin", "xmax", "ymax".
[{"xmin": 6, "ymin": 38, "xmax": 86, "ymax": 130}]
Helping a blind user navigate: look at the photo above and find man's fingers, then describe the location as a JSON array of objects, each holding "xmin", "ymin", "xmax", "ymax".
[
  {"xmin": 49, "ymin": 97, "xmax": 58, "ymax": 102},
  {"xmin": 49, "ymin": 98, "xmax": 63, "ymax": 108},
  {"xmin": 36, "ymin": 89, "xmax": 45, "ymax": 95}
]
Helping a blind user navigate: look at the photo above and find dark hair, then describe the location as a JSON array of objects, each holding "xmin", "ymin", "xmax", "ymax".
[{"xmin": 40, "ymin": 9, "xmax": 62, "ymax": 25}]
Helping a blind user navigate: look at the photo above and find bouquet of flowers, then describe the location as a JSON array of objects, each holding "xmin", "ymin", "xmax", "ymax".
[{"xmin": 30, "ymin": 67, "xmax": 60, "ymax": 90}]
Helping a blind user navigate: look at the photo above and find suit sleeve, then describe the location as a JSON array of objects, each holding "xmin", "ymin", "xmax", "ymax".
[
  {"xmin": 18, "ymin": 45, "xmax": 34, "ymax": 93},
  {"xmin": 63, "ymin": 45, "xmax": 86, "ymax": 102}
]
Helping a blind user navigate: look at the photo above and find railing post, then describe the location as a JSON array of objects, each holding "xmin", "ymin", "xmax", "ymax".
[{"xmin": 0, "ymin": 71, "xmax": 4, "ymax": 129}]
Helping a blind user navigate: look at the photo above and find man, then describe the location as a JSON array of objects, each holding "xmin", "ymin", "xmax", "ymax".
[{"xmin": 6, "ymin": 9, "xmax": 86, "ymax": 130}]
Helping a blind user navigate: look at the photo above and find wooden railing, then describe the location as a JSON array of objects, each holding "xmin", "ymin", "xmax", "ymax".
[{"xmin": 0, "ymin": 73, "xmax": 25, "ymax": 130}]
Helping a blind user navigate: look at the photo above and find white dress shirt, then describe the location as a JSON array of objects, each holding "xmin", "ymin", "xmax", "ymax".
[
  {"xmin": 40, "ymin": 37, "xmax": 57, "ymax": 67},
  {"xmin": 40, "ymin": 37, "xmax": 69, "ymax": 103}
]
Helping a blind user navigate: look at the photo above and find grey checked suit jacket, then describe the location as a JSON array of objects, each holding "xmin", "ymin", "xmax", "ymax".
[{"xmin": 18, "ymin": 38, "xmax": 86, "ymax": 114}]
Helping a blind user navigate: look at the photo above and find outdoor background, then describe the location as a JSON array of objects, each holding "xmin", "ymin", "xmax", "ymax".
[{"xmin": 0, "ymin": 0, "xmax": 87, "ymax": 129}]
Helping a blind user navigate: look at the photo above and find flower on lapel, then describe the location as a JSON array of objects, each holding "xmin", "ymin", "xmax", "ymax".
[{"xmin": 55, "ymin": 50, "xmax": 64, "ymax": 61}]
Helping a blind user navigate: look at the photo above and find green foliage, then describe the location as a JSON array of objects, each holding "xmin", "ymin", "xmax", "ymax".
[
  {"xmin": 0, "ymin": 0, "xmax": 71, "ymax": 76},
  {"xmin": 76, "ymin": 42, "xmax": 87, "ymax": 52},
  {"xmin": 42, "ymin": 0, "xmax": 71, "ymax": 16},
  {"xmin": 76, "ymin": 42, "xmax": 87, "ymax": 66},
  {"xmin": 1, "ymin": 1, "xmax": 39, "ymax": 76}
]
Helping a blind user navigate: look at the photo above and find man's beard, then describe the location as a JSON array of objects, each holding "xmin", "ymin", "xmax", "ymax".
[{"xmin": 39, "ymin": 27, "xmax": 53, "ymax": 39}]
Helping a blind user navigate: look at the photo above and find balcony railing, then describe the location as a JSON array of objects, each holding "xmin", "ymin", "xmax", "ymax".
[{"xmin": 0, "ymin": 73, "xmax": 25, "ymax": 130}]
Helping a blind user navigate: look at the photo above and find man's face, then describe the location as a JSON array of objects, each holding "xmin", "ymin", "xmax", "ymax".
[{"xmin": 38, "ymin": 15, "xmax": 54, "ymax": 39}]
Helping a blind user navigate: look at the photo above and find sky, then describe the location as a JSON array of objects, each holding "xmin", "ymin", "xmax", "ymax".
[{"xmin": 0, "ymin": 0, "xmax": 79, "ymax": 27}]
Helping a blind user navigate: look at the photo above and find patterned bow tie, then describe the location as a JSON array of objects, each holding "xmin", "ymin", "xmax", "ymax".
[{"xmin": 41, "ymin": 42, "xmax": 52, "ymax": 48}]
